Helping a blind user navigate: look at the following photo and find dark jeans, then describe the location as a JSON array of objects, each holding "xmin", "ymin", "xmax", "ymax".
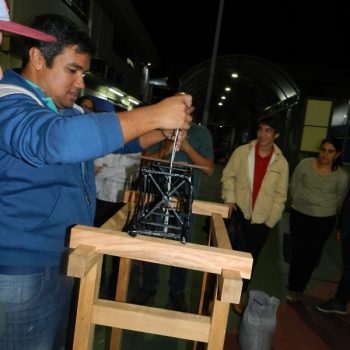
[
  {"xmin": 142, "ymin": 262, "xmax": 187, "ymax": 296},
  {"xmin": 231, "ymin": 208, "xmax": 270, "ymax": 291},
  {"xmin": 335, "ymin": 234, "xmax": 350, "ymax": 305},
  {"xmin": 288, "ymin": 208, "xmax": 336, "ymax": 293}
]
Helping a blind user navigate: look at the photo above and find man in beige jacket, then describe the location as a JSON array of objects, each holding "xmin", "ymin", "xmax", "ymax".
[{"xmin": 221, "ymin": 114, "xmax": 288, "ymax": 313}]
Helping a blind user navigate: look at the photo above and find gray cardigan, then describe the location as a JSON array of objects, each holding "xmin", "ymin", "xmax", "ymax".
[{"xmin": 290, "ymin": 158, "xmax": 349, "ymax": 217}]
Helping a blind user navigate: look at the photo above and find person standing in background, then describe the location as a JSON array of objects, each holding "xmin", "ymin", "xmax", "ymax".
[
  {"xmin": 76, "ymin": 94, "xmax": 95, "ymax": 113},
  {"xmin": 221, "ymin": 114, "xmax": 289, "ymax": 314},
  {"xmin": 287, "ymin": 137, "xmax": 349, "ymax": 302}
]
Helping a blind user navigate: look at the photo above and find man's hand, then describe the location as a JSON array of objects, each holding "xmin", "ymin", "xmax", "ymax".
[
  {"xmin": 155, "ymin": 95, "xmax": 193, "ymax": 130},
  {"xmin": 161, "ymin": 129, "xmax": 188, "ymax": 151},
  {"xmin": 118, "ymin": 94, "xmax": 193, "ymax": 144}
]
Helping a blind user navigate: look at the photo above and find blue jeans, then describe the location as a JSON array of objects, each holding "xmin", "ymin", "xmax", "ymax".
[{"xmin": 0, "ymin": 267, "xmax": 74, "ymax": 350}]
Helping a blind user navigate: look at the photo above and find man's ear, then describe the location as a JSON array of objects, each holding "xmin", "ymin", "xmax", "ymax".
[
  {"xmin": 28, "ymin": 47, "xmax": 45, "ymax": 70},
  {"xmin": 274, "ymin": 132, "xmax": 280, "ymax": 140}
]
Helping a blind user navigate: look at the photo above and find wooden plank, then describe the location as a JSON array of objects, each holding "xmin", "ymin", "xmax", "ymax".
[
  {"xmin": 100, "ymin": 202, "xmax": 134, "ymax": 231},
  {"xmin": 192, "ymin": 200, "xmax": 230, "ymax": 218},
  {"xmin": 92, "ymin": 299, "xmax": 211, "ymax": 342},
  {"xmin": 67, "ymin": 245, "xmax": 101, "ymax": 278},
  {"xmin": 123, "ymin": 190, "xmax": 230, "ymax": 218},
  {"xmin": 210, "ymin": 213, "xmax": 232, "ymax": 249},
  {"xmin": 207, "ymin": 285, "xmax": 230, "ymax": 350},
  {"xmin": 114, "ymin": 258, "xmax": 131, "ymax": 302},
  {"xmin": 109, "ymin": 257, "xmax": 131, "ymax": 350},
  {"xmin": 73, "ymin": 255, "xmax": 103, "ymax": 350},
  {"xmin": 218, "ymin": 269, "xmax": 243, "ymax": 304},
  {"xmin": 69, "ymin": 225, "xmax": 253, "ymax": 279}
]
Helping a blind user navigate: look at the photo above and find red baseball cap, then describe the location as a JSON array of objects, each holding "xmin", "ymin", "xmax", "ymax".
[{"xmin": 0, "ymin": 0, "xmax": 56, "ymax": 42}]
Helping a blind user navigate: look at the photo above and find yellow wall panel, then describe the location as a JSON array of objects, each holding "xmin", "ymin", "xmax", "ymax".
[
  {"xmin": 300, "ymin": 126, "xmax": 328, "ymax": 152},
  {"xmin": 304, "ymin": 99, "xmax": 332, "ymax": 127}
]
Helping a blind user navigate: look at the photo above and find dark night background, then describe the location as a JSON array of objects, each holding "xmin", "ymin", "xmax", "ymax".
[{"xmin": 131, "ymin": 0, "xmax": 350, "ymax": 97}]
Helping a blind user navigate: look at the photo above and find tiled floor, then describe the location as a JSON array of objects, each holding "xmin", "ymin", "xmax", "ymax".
[{"xmin": 92, "ymin": 163, "xmax": 347, "ymax": 349}]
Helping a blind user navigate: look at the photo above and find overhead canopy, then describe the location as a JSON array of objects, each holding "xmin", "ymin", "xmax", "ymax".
[{"xmin": 179, "ymin": 55, "xmax": 300, "ymax": 127}]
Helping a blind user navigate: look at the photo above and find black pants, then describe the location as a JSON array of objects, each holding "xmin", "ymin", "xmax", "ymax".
[
  {"xmin": 230, "ymin": 208, "xmax": 270, "ymax": 291},
  {"xmin": 287, "ymin": 208, "xmax": 336, "ymax": 293}
]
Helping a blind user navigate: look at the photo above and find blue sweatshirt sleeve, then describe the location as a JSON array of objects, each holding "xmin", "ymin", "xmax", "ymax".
[
  {"xmin": 116, "ymin": 138, "xmax": 143, "ymax": 154},
  {"xmin": 0, "ymin": 93, "xmax": 125, "ymax": 166}
]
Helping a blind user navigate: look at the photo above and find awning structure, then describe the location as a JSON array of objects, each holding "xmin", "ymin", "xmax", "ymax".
[{"xmin": 179, "ymin": 54, "xmax": 300, "ymax": 127}]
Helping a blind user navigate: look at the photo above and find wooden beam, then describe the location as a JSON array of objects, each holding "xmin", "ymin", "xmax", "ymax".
[
  {"xmin": 210, "ymin": 213, "xmax": 232, "ymax": 249},
  {"xmin": 69, "ymin": 225, "xmax": 252, "ymax": 279},
  {"xmin": 100, "ymin": 202, "xmax": 134, "ymax": 231},
  {"xmin": 73, "ymin": 255, "xmax": 102, "ymax": 350},
  {"xmin": 67, "ymin": 245, "xmax": 102, "ymax": 278},
  {"xmin": 207, "ymin": 285, "xmax": 230, "ymax": 350},
  {"xmin": 218, "ymin": 269, "xmax": 243, "ymax": 304},
  {"xmin": 109, "ymin": 258, "xmax": 131, "ymax": 349},
  {"xmin": 92, "ymin": 299, "xmax": 211, "ymax": 342},
  {"xmin": 192, "ymin": 200, "xmax": 230, "ymax": 218},
  {"xmin": 123, "ymin": 190, "xmax": 230, "ymax": 218}
]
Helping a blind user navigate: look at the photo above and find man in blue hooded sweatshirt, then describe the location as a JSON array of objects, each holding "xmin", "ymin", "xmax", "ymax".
[{"xmin": 0, "ymin": 12, "xmax": 192, "ymax": 349}]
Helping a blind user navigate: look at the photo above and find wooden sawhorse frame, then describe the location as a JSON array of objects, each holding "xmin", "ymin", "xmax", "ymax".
[{"xmin": 67, "ymin": 196, "xmax": 252, "ymax": 350}]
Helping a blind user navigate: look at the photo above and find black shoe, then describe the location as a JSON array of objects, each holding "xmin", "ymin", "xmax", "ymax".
[
  {"xmin": 131, "ymin": 288, "xmax": 156, "ymax": 305},
  {"xmin": 168, "ymin": 293, "xmax": 188, "ymax": 312},
  {"xmin": 315, "ymin": 299, "xmax": 347, "ymax": 315}
]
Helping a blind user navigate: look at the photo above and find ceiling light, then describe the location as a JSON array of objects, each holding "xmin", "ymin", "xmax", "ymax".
[
  {"xmin": 225, "ymin": 87, "xmax": 231, "ymax": 91},
  {"xmin": 221, "ymin": 96, "xmax": 226, "ymax": 100},
  {"xmin": 128, "ymin": 97, "xmax": 140, "ymax": 106},
  {"xmin": 231, "ymin": 73, "xmax": 239, "ymax": 78},
  {"xmin": 218, "ymin": 102, "xmax": 223, "ymax": 106},
  {"xmin": 108, "ymin": 88, "xmax": 124, "ymax": 97}
]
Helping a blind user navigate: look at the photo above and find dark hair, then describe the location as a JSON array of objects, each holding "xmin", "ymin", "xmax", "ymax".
[
  {"xmin": 320, "ymin": 136, "xmax": 343, "ymax": 170},
  {"xmin": 22, "ymin": 14, "xmax": 95, "ymax": 69},
  {"xmin": 76, "ymin": 95, "xmax": 96, "ymax": 111},
  {"xmin": 258, "ymin": 113, "xmax": 281, "ymax": 133}
]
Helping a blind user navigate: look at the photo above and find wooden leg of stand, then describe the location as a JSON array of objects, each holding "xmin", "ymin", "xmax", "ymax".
[
  {"xmin": 73, "ymin": 254, "xmax": 103, "ymax": 350},
  {"xmin": 206, "ymin": 284, "xmax": 230, "ymax": 350},
  {"xmin": 109, "ymin": 257, "xmax": 131, "ymax": 350}
]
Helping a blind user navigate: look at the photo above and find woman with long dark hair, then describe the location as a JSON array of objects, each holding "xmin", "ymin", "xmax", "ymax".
[{"xmin": 287, "ymin": 137, "xmax": 349, "ymax": 302}]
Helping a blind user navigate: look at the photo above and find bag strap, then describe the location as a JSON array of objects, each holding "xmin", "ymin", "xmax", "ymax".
[
  {"xmin": 0, "ymin": 84, "xmax": 44, "ymax": 106},
  {"xmin": 0, "ymin": 83, "xmax": 85, "ymax": 115}
]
